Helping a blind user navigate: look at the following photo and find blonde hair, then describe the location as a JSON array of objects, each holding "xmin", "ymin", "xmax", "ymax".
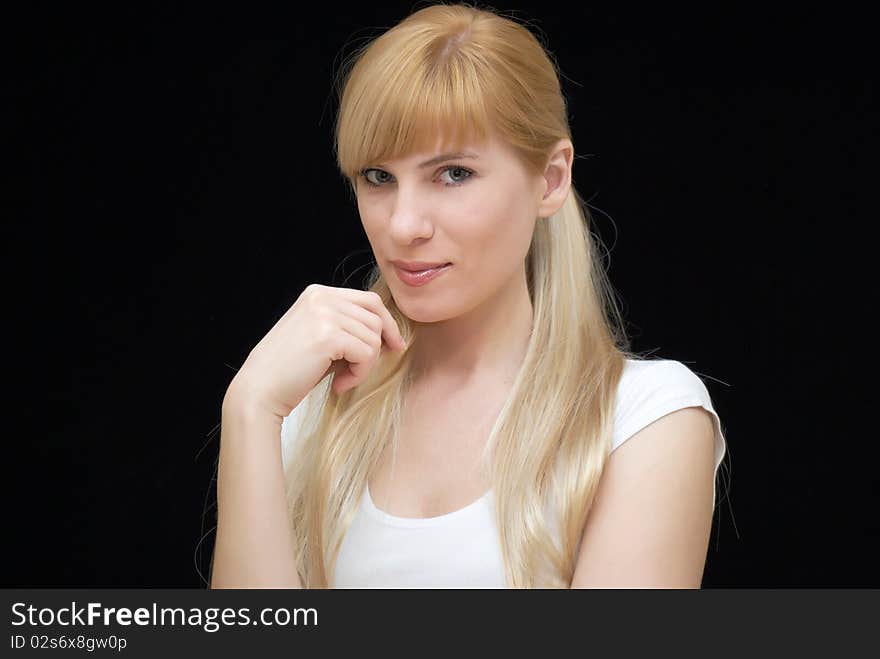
[{"xmin": 284, "ymin": 1, "xmax": 642, "ymax": 587}]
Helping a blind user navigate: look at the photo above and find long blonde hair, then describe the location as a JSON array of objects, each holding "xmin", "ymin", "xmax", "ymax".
[{"xmin": 284, "ymin": 1, "xmax": 641, "ymax": 588}]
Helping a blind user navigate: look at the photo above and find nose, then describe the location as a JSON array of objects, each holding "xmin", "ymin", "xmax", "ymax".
[{"xmin": 385, "ymin": 181, "xmax": 434, "ymax": 244}]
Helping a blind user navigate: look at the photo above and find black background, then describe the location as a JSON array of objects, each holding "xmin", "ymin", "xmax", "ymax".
[{"xmin": 5, "ymin": 3, "xmax": 875, "ymax": 586}]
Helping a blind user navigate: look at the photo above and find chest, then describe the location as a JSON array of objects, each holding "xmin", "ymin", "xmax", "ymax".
[{"xmin": 367, "ymin": 388, "xmax": 505, "ymax": 519}]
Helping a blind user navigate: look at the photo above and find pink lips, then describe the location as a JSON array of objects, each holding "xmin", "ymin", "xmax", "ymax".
[{"xmin": 392, "ymin": 262, "xmax": 452, "ymax": 287}]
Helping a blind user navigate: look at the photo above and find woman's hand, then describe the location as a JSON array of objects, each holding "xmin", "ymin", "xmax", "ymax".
[{"xmin": 224, "ymin": 284, "xmax": 407, "ymax": 420}]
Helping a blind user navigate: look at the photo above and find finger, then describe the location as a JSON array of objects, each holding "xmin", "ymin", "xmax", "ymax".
[
  {"xmin": 343, "ymin": 304, "xmax": 399, "ymax": 358},
  {"xmin": 341, "ymin": 330, "xmax": 375, "ymax": 381},
  {"xmin": 339, "ymin": 300, "xmax": 385, "ymax": 345},
  {"xmin": 354, "ymin": 290, "xmax": 406, "ymax": 350},
  {"xmin": 333, "ymin": 333, "xmax": 374, "ymax": 393},
  {"xmin": 334, "ymin": 307, "xmax": 381, "ymax": 356}
]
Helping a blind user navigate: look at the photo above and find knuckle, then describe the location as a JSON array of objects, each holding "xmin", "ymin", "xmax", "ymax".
[
  {"xmin": 313, "ymin": 303, "xmax": 331, "ymax": 320},
  {"xmin": 317, "ymin": 320, "xmax": 336, "ymax": 345},
  {"xmin": 301, "ymin": 286, "xmax": 317, "ymax": 306},
  {"xmin": 306, "ymin": 283, "xmax": 326, "ymax": 301}
]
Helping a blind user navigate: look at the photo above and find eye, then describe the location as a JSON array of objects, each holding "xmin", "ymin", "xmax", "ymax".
[
  {"xmin": 360, "ymin": 169, "xmax": 393, "ymax": 187},
  {"xmin": 439, "ymin": 166, "xmax": 474, "ymax": 186},
  {"xmin": 359, "ymin": 165, "xmax": 475, "ymax": 188}
]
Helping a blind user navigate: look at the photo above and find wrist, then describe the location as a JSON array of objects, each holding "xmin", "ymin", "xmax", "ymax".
[{"xmin": 222, "ymin": 377, "xmax": 285, "ymax": 423}]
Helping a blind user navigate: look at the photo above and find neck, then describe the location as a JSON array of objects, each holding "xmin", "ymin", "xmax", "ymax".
[{"xmin": 408, "ymin": 264, "xmax": 534, "ymax": 392}]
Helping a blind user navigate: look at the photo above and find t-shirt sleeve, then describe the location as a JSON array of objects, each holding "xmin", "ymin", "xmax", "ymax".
[
  {"xmin": 279, "ymin": 377, "xmax": 331, "ymax": 472},
  {"xmin": 280, "ymin": 399, "xmax": 308, "ymax": 472},
  {"xmin": 612, "ymin": 359, "xmax": 727, "ymax": 503}
]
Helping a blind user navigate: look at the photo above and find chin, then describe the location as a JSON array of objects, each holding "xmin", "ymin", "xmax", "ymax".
[{"xmin": 391, "ymin": 294, "xmax": 456, "ymax": 324}]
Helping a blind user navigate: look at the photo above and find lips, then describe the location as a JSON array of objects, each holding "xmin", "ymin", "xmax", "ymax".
[
  {"xmin": 392, "ymin": 262, "xmax": 453, "ymax": 287},
  {"xmin": 392, "ymin": 260, "xmax": 452, "ymax": 272}
]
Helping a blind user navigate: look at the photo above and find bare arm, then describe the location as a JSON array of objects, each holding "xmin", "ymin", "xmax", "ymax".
[
  {"xmin": 209, "ymin": 387, "xmax": 303, "ymax": 589},
  {"xmin": 570, "ymin": 406, "xmax": 716, "ymax": 588},
  {"xmin": 206, "ymin": 284, "xmax": 406, "ymax": 588}
]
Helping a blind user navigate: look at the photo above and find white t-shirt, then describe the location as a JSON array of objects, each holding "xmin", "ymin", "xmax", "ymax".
[{"xmin": 280, "ymin": 358, "xmax": 728, "ymax": 588}]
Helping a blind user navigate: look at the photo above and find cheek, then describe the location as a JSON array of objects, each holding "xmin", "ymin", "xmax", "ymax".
[
  {"xmin": 357, "ymin": 201, "xmax": 381, "ymax": 238},
  {"xmin": 464, "ymin": 190, "xmax": 533, "ymax": 254}
]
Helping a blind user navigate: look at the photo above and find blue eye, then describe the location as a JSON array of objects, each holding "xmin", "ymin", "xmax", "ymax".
[{"xmin": 359, "ymin": 165, "xmax": 474, "ymax": 188}]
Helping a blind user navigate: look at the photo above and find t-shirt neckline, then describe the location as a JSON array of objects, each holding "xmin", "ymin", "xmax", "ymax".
[{"xmin": 363, "ymin": 484, "xmax": 493, "ymax": 528}]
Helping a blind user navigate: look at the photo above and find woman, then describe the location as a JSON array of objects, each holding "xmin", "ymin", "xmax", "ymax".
[{"xmin": 211, "ymin": 2, "xmax": 728, "ymax": 589}]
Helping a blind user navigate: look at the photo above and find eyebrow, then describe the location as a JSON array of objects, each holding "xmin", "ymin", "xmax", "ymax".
[{"xmin": 417, "ymin": 151, "xmax": 479, "ymax": 168}]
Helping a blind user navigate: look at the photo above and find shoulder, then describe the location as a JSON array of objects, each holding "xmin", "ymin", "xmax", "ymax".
[
  {"xmin": 612, "ymin": 358, "xmax": 727, "ymax": 475},
  {"xmin": 572, "ymin": 399, "xmax": 720, "ymax": 587},
  {"xmin": 569, "ymin": 361, "xmax": 727, "ymax": 586}
]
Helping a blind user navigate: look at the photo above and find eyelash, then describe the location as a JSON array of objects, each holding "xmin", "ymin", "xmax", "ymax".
[{"xmin": 358, "ymin": 165, "xmax": 475, "ymax": 188}]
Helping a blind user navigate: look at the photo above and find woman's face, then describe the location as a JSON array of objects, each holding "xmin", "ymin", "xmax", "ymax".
[{"xmin": 356, "ymin": 130, "xmax": 545, "ymax": 323}]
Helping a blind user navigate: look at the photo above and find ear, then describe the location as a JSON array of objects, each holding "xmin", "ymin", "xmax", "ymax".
[{"xmin": 537, "ymin": 139, "xmax": 574, "ymax": 219}]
